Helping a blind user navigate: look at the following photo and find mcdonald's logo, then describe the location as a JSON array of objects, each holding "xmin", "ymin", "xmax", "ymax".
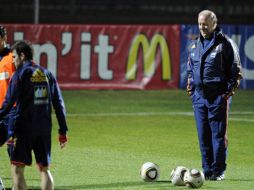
[{"xmin": 126, "ymin": 34, "xmax": 171, "ymax": 80}]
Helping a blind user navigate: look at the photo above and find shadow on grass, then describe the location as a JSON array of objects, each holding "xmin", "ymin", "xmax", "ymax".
[
  {"xmin": 19, "ymin": 181, "xmax": 170, "ymax": 190},
  {"xmin": 6, "ymin": 179, "xmax": 254, "ymax": 190}
]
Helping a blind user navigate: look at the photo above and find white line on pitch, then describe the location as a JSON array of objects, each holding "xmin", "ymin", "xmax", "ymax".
[
  {"xmin": 66, "ymin": 112, "xmax": 254, "ymax": 123},
  {"xmin": 67, "ymin": 111, "xmax": 254, "ymax": 117}
]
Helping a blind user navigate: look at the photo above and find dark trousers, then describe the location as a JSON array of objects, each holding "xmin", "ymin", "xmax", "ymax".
[{"xmin": 192, "ymin": 91, "xmax": 230, "ymax": 176}]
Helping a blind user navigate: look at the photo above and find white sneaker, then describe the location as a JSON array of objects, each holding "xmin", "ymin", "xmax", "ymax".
[
  {"xmin": 0, "ymin": 177, "xmax": 5, "ymax": 190},
  {"xmin": 210, "ymin": 174, "xmax": 225, "ymax": 181}
]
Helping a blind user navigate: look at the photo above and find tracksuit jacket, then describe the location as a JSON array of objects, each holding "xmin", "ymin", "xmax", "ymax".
[
  {"xmin": 0, "ymin": 48, "xmax": 15, "ymax": 107},
  {"xmin": 0, "ymin": 47, "xmax": 16, "ymax": 140},
  {"xmin": 187, "ymin": 27, "xmax": 242, "ymax": 99},
  {"xmin": 0, "ymin": 61, "xmax": 68, "ymax": 137}
]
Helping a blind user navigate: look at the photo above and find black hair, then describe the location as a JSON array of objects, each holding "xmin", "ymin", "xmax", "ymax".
[
  {"xmin": 0, "ymin": 25, "xmax": 7, "ymax": 38},
  {"xmin": 11, "ymin": 40, "xmax": 34, "ymax": 60}
]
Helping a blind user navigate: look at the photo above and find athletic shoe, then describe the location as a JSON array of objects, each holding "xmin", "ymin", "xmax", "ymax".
[
  {"xmin": 210, "ymin": 174, "xmax": 225, "ymax": 181},
  {"xmin": 0, "ymin": 177, "xmax": 5, "ymax": 190}
]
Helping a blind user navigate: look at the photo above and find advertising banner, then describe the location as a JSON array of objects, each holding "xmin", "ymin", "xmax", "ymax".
[
  {"xmin": 5, "ymin": 24, "xmax": 180, "ymax": 90},
  {"xmin": 180, "ymin": 25, "xmax": 254, "ymax": 89}
]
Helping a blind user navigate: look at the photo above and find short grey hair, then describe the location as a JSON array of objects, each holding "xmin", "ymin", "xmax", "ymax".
[{"xmin": 198, "ymin": 10, "xmax": 218, "ymax": 28}]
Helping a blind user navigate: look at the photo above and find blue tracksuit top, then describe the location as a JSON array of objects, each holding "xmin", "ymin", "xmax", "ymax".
[
  {"xmin": 187, "ymin": 27, "xmax": 242, "ymax": 98},
  {"xmin": 0, "ymin": 61, "xmax": 68, "ymax": 136}
]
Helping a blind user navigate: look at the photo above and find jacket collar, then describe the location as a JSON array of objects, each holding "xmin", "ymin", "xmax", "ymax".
[{"xmin": 199, "ymin": 26, "xmax": 222, "ymax": 42}]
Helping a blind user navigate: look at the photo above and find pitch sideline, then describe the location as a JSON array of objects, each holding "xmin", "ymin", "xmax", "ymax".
[{"xmin": 66, "ymin": 112, "xmax": 254, "ymax": 122}]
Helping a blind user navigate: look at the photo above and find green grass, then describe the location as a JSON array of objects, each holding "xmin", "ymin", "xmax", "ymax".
[{"xmin": 0, "ymin": 89, "xmax": 253, "ymax": 189}]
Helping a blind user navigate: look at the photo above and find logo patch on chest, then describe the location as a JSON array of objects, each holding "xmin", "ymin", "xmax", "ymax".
[
  {"xmin": 34, "ymin": 86, "xmax": 49, "ymax": 105},
  {"xmin": 210, "ymin": 52, "xmax": 216, "ymax": 58}
]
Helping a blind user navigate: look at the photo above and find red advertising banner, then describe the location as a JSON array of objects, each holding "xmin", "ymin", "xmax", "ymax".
[{"xmin": 5, "ymin": 24, "xmax": 180, "ymax": 89}]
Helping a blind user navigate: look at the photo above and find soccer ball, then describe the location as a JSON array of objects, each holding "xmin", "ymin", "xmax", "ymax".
[
  {"xmin": 140, "ymin": 162, "xmax": 160, "ymax": 182},
  {"xmin": 184, "ymin": 168, "xmax": 205, "ymax": 188},
  {"xmin": 170, "ymin": 166, "xmax": 188, "ymax": 186}
]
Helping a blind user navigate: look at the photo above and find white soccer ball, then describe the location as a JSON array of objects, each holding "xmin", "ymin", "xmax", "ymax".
[
  {"xmin": 140, "ymin": 162, "xmax": 160, "ymax": 182},
  {"xmin": 184, "ymin": 168, "xmax": 205, "ymax": 188},
  {"xmin": 170, "ymin": 166, "xmax": 188, "ymax": 186}
]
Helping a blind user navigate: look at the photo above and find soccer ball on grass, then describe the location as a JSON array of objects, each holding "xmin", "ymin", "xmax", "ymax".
[
  {"xmin": 170, "ymin": 166, "xmax": 188, "ymax": 186},
  {"xmin": 140, "ymin": 162, "xmax": 160, "ymax": 182},
  {"xmin": 184, "ymin": 168, "xmax": 205, "ymax": 188}
]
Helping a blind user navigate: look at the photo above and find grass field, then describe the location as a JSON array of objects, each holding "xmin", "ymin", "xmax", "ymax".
[{"xmin": 0, "ymin": 89, "xmax": 253, "ymax": 190}]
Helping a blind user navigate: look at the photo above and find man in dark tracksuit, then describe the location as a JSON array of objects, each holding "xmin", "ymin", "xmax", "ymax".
[
  {"xmin": 0, "ymin": 41, "xmax": 68, "ymax": 190},
  {"xmin": 187, "ymin": 10, "xmax": 242, "ymax": 181}
]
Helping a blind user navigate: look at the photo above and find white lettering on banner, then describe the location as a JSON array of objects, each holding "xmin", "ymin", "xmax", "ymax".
[
  {"xmin": 243, "ymin": 35, "xmax": 254, "ymax": 79},
  {"xmin": 6, "ymin": 32, "xmax": 24, "ymax": 48},
  {"xmin": 81, "ymin": 33, "xmax": 114, "ymax": 80},
  {"xmin": 14, "ymin": 32, "xmax": 24, "ymax": 41},
  {"xmin": 8, "ymin": 31, "xmax": 58, "ymax": 77},
  {"xmin": 10, "ymin": 31, "xmax": 115, "ymax": 80},
  {"xmin": 94, "ymin": 35, "xmax": 114, "ymax": 80},
  {"xmin": 62, "ymin": 32, "xmax": 72, "ymax": 55},
  {"xmin": 80, "ymin": 32, "xmax": 92, "ymax": 79},
  {"xmin": 244, "ymin": 35, "xmax": 254, "ymax": 62},
  {"xmin": 33, "ymin": 44, "xmax": 57, "ymax": 77},
  {"xmin": 10, "ymin": 30, "xmax": 252, "ymax": 82},
  {"xmin": 230, "ymin": 34, "xmax": 254, "ymax": 80},
  {"xmin": 242, "ymin": 67, "xmax": 254, "ymax": 80},
  {"xmin": 230, "ymin": 34, "xmax": 241, "ymax": 47}
]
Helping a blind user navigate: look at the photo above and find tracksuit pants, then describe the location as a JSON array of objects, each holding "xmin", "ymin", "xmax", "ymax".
[{"xmin": 192, "ymin": 90, "xmax": 230, "ymax": 177}]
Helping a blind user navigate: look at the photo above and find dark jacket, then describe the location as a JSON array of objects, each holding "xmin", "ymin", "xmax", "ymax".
[
  {"xmin": 0, "ymin": 61, "xmax": 68, "ymax": 136},
  {"xmin": 187, "ymin": 27, "xmax": 242, "ymax": 99}
]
